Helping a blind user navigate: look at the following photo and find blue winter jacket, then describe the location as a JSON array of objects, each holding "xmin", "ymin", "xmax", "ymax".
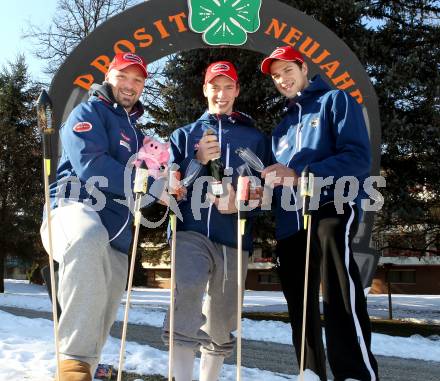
[
  {"xmin": 170, "ymin": 111, "xmax": 269, "ymax": 250},
  {"xmin": 271, "ymin": 75, "xmax": 371, "ymax": 240},
  {"xmin": 48, "ymin": 82, "xmax": 145, "ymax": 254}
]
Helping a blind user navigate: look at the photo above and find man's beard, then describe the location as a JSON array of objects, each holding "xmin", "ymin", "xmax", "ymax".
[{"xmin": 115, "ymin": 93, "xmax": 137, "ymax": 110}]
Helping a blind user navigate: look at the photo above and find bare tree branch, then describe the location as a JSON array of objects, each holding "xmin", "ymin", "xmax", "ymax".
[{"xmin": 23, "ymin": 0, "xmax": 140, "ymax": 75}]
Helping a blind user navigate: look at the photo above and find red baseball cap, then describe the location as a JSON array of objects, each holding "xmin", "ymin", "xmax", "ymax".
[
  {"xmin": 204, "ymin": 61, "xmax": 238, "ymax": 84},
  {"xmin": 261, "ymin": 46, "xmax": 305, "ymax": 75},
  {"xmin": 107, "ymin": 53, "xmax": 148, "ymax": 78}
]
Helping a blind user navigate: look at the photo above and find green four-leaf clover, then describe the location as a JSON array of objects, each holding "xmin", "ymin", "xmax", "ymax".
[{"xmin": 188, "ymin": 0, "xmax": 262, "ymax": 46}]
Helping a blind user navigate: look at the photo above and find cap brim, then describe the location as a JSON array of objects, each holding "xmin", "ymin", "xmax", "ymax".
[
  {"xmin": 205, "ymin": 73, "xmax": 237, "ymax": 84},
  {"xmin": 110, "ymin": 62, "xmax": 148, "ymax": 78},
  {"xmin": 260, "ymin": 57, "xmax": 277, "ymax": 74}
]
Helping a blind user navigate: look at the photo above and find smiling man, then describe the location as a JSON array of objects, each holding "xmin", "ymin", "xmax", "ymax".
[
  {"xmin": 162, "ymin": 61, "xmax": 268, "ymax": 381},
  {"xmin": 260, "ymin": 46, "xmax": 379, "ymax": 381},
  {"xmin": 40, "ymin": 53, "xmax": 148, "ymax": 381}
]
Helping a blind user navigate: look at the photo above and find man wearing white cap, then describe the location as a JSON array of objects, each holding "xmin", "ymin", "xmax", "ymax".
[{"xmin": 260, "ymin": 46, "xmax": 379, "ymax": 381}]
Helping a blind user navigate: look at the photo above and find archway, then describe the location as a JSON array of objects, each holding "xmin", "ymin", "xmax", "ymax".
[{"xmin": 49, "ymin": 0, "xmax": 381, "ymax": 286}]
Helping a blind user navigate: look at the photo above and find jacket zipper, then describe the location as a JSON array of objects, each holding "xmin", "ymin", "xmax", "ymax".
[
  {"xmin": 207, "ymin": 117, "xmax": 223, "ymax": 237},
  {"xmin": 287, "ymin": 102, "xmax": 303, "ymax": 231},
  {"xmin": 109, "ymin": 109, "xmax": 139, "ymax": 243}
]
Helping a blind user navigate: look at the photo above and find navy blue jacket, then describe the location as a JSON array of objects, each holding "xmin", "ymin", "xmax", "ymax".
[
  {"xmin": 48, "ymin": 83, "xmax": 144, "ymax": 254},
  {"xmin": 170, "ymin": 111, "xmax": 269, "ymax": 250},
  {"xmin": 271, "ymin": 75, "xmax": 371, "ymax": 240}
]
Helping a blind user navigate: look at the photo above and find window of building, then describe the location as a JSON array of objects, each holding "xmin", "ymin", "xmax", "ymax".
[
  {"xmin": 154, "ymin": 270, "xmax": 170, "ymax": 281},
  {"xmin": 387, "ymin": 270, "xmax": 416, "ymax": 284},
  {"xmin": 258, "ymin": 272, "xmax": 280, "ymax": 284}
]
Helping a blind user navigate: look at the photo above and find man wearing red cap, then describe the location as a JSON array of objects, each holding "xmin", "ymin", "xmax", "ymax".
[
  {"xmin": 260, "ymin": 46, "xmax": 379, "ymax": 381},
  {"xmin": 40, "ymin": 53, "xmax": 149, "ymax": 381},
  {"xmin": 162, "ymin": 61, "xmax": 268, "ymax": 381}
]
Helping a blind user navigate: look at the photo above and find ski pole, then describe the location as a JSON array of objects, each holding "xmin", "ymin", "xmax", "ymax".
[
  {"xmin": 168, "ymin": 166, "xmax": 181, "ymax": 381},
  {"xmin": 117, "ymin": 161, "xmax": 149, "ymax": 381},
  {"xmin": 299, "ymin": 165, "xmax": 314, "ymax": 381},
  {"xmin": 37, "ymin": 90, "xmax": 61, "ymax": 381},
  {"xmin": 236, "ymin": 175, "xmax": 250, "ymax": 381}
]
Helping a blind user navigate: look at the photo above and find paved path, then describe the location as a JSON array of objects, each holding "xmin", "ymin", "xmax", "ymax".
[{"xmin": 1, "ymin": 306, "xmax": 439, "ymax": 381}]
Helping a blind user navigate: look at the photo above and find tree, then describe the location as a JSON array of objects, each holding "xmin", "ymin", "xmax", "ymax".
[
  {"xmin": 146, "ymin": 0, "xmax": 440, "ymax": 258},
  {"xmin": 364, "ymin": 0, "xmax": 440, "ymax": 255},
  {"xmin": 25, "ymin": 0, "xmax": 166, "ymax": 285},
  {"xmin": 0, "ymin": 57, "xmax": 44, "ymax": 292},
  {"xmin": 24, "ymin": 0, "xmax": 139, "ymax": 76},
  {"xmin": 145, "ymin": 0, "xmax": 376, "ymax": 257},
  {"xmin": 23, "ymin": 0, "xmax": 164, "ymax": 104}
]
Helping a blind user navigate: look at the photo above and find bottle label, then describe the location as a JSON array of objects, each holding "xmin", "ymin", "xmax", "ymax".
[{"xmin": 211, "ymin": 181, "xmax": 224, "ymax": 196}]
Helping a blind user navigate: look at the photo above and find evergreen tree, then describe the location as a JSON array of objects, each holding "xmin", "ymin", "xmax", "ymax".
[
  {"xmin": 146, "ymin": 0, "xmax": 440, "ymax": 257},
  {"xmin": 0, "ymin": 57, "xmax": 44, "ymax": 292},
  {"xmin": 365, "ymin": 0, "xmax": 440, "ymax": 254}
]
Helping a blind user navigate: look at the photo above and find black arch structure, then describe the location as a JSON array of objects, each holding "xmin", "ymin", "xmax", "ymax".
[{"xmin": 48, "ymin": 0, "xmax": 381, "ymax": 287}]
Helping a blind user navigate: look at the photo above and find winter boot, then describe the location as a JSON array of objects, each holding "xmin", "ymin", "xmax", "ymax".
[
  {"xmin": 58, "ymin": 359, "xmax": 92, "ymax": 381},
  {"xmin": 173, "ymin": 345, "xmax": 196, "ymax": 381},
  {"xmin": 199, "ymin": 353, "xmax": 224, "ymax": 381}
]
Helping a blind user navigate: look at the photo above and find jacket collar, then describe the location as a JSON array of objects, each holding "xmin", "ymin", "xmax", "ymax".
[
  {"xmin": 283, "ymin": 74, "xmax": 331, "ymax": 114},
  {"xmin": 88, "ymin": 82, "xmax": 144, "ymax": 120},
  {"xmin": 198, "ymin": 110, "xmax": 255, "ymax": 127}
]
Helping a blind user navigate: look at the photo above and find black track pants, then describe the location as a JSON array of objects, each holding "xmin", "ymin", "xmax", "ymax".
[{"xmin": 276, "ymin": 202, "xmax": 379, "ymax": 381}]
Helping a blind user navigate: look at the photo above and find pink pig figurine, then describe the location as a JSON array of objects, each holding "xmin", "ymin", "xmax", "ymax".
[{"xmin": 134, "ymin": 136, "xmax": 170, "ymax": 179}]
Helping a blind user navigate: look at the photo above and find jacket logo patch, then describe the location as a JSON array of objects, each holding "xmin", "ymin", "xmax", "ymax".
[
  {"xmin": 123, "ymin": 53, "xmax": 143, "ymax": 64},
  {"xmin": 310, "ymin": 118, "xmax": 319, "ymax": 128},
  {"xmin": 211, "ymin": 63, "xmax": 230, "ymax": 73},
  {"xmin": 120, "ymin": 131, "xmax": 131, "ymax": 142},
  {"xmin": 120, "ymin": 140, "xmax": 131, "ymax": 152},
  {"xmin": 272, "ymin": 47, "xmax": 287, "ymax": 57},
  {"xmin": 73, "ymin": 122, "xmax": 92, "ymax": 133}
]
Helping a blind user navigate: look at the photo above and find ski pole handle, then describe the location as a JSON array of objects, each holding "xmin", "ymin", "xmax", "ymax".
[
  {"xmin": 37, "ymin": 90, "xmax": 55, "ymax": 174},
  {"xmin": 300, "ymin": 165, "xmax": 314, "ymax": 230},
  {"xmin": 237, "ymin": 176, "xmax": 250, "ymax": 235},
  {"xmin": 168, "ymin": 166, "xmax": 181, "ymax": 197},
  {"xmin": 134, "ymin": 161, "xmax": 149, "ymax": 194}
]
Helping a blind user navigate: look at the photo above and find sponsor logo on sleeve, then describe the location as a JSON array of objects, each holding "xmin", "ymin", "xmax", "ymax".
[
  {"xmin": 120, "ymin": 131, "xmax": 131, "ymax": 141},
  {"xmin": 120, "ymin": 140, "xmax": 132, "ymax": 152},
  {"xmin": 73, "ymin": 122, "xmax": 93, "ymax": 133}
]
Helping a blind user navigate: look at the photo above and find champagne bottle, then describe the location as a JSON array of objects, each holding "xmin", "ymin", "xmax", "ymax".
[{"xmin": 205, "ymin": 129, "xmax": 225, "ymax": 196}]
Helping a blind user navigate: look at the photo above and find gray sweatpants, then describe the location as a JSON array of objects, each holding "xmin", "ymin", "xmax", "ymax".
[
  {"xmin": 40, "ymin": 201, "xmax": 128, "ymax": 374},
  {"xmin": 162, "ymin": 230, "xmax": 248, "ymax": 357}
]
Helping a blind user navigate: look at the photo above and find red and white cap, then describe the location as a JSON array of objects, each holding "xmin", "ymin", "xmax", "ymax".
[
  {"xmin": 260, "ymin": 46, "xmax": 305, "ymax": 75},
  {"xmin": 204, "ymin": 61, "xmax": 238, "ymax": 84},
  {"xmin": 107, "ymin": 53, "xmax": 148, "ymax": 78}
]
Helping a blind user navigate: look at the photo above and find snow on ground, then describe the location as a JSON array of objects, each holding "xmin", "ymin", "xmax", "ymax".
[
  {"xmin": 0, "ymin": 280, "xmax": 439, "ymax": 381},
  {"xmin": 2, "ymin": 279, "xmax": 439, "ymax": 324},
  {"xmin": 0, "ymin": 309, "xmax": 293, "ymax": 381}
]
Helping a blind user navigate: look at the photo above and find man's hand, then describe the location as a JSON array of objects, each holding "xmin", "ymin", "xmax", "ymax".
[
  {"xmin": 208, "ymin": 183, "xmax": 238, "ymax": 214},
  {"xmin": 196, "ymin": 132, "xmax": 221, "ymax": 165},
  {"xmin": 261, "ymin": 163, "xmax": 299, "ymax": 187}
]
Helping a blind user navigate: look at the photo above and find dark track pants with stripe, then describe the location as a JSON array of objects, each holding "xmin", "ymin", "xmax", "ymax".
[{"xmin": 276, "ymin": 202, "xmax": 379, "ymax": 381}]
